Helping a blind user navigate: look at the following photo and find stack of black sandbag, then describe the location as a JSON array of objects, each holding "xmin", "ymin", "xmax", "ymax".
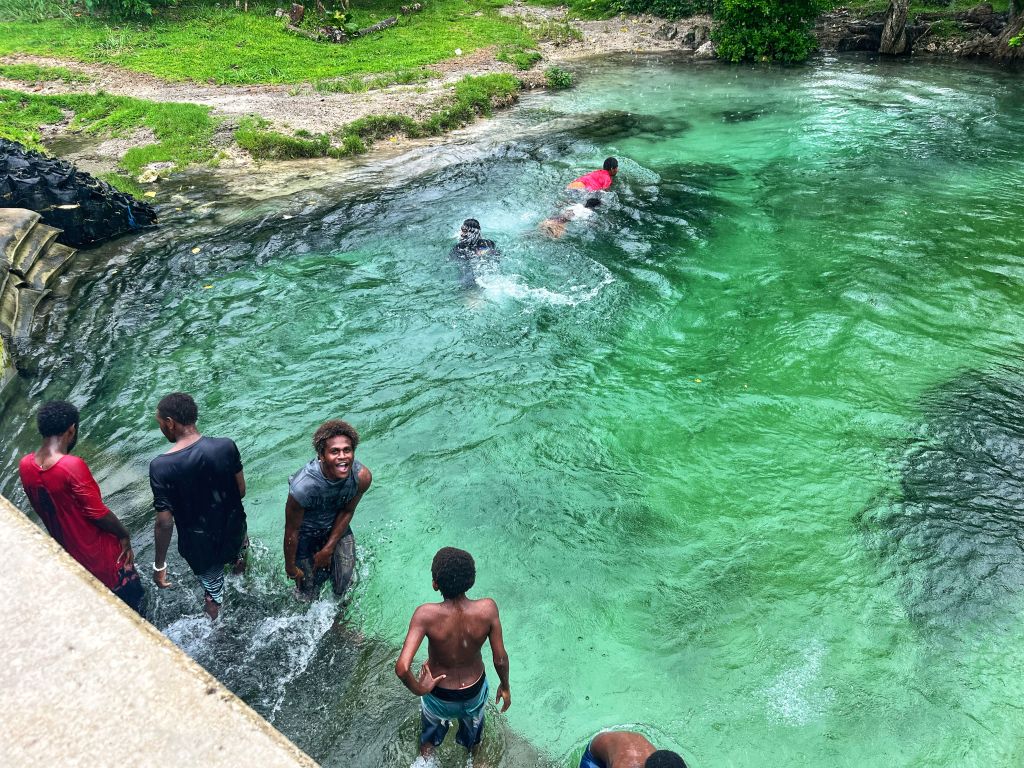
[{"xmin": 0, "ymin": 138, "xmax": 157, "ymax": 248}]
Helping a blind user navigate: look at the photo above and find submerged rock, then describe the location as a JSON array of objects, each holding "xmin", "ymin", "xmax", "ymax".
[
  {"xmin": 572, "ymin": 110, "xmax": 692, "ymax": 142},
  {"xmin": 858, "ymin": 367, "xmax": 1024, "ymax": 633}
]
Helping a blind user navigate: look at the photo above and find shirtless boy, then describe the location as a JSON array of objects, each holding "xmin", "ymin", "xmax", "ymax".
[
  {"xmin": 581, "ymin": 731, "xmax": 687, "ymax": 768},
  {"xmin": 395, "ymin": 547, "xmax": 511, "ymax": 757}
]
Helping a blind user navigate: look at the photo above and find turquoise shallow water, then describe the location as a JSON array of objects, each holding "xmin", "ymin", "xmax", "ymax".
[{"xmin": 2, "ymin": 54, "xmax": 1024, "ymax": 767}]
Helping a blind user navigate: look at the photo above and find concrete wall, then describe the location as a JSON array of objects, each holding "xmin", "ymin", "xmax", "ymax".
[{"xmin": 0, "ymin": 494, "xmax": 319, "ymax": 768}]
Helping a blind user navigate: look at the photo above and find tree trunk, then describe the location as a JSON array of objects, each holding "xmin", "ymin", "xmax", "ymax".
[{"xmin": 879, "ymin": 0, "xmax": 910, "ymax": 54}]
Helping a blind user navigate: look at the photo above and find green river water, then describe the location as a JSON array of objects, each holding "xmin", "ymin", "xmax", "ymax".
[{"xmin": 2, "ymin": 54, "xmax": 1024, "ymax": 767}]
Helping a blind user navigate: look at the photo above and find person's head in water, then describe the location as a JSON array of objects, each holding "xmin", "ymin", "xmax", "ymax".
[
  {"xmin": 432, "ymin": 546, "xmax": 475, "ymax": 598},
  {"xmin": 156, "ymin": 392, "xmax": 198, "ymax": 443},
  {"xmin": 603, "ymin": 157, "xmax": 619, "ymax": 177},
  {"xmin": 585, "ymin": 197, "xmax": 601, "ymax": 209},
  {"xmin": 459, "ymin": 218, "xmax": 483, "ymax": 246},
  {"xmin": 645, "ymin": 751, "xmax": 687, "ymax": 768},
  {"xmin": 37, "ymin": 400, "xmax": 80, "ymax": 450}
]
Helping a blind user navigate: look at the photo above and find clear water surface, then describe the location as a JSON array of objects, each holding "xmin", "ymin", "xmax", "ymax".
[{"xmin": 2, "ymin": 54, "xmax": 1024, "ymax": 768}]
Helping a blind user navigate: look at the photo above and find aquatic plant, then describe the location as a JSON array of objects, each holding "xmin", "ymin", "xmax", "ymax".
[{"xmin": 544, "ymin": 66, "xmax": 574, "ymax": 89}]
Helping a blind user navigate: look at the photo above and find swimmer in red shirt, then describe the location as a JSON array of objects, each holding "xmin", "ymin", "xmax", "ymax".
[{"xmin": 568, "ymin": 157, "xmax": 618, "ymax": 191}]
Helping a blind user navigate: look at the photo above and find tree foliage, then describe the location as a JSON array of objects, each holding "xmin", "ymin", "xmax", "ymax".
[{"xmin": 712, "ymin": 0, "xmax": 833, "ymax": 63}]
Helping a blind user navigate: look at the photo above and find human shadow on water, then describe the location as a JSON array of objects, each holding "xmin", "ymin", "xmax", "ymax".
[{"xmin": 857, "ymin": 365, "xmax": 1024, "ymax": 635}]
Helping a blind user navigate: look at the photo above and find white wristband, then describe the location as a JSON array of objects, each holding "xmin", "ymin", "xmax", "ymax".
[{"xmin": 153, "ymin": 562, "xmax": 167, "ymax": 572}]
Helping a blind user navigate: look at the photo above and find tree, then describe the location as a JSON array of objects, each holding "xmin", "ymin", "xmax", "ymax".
[{"xmin": 712, "ymin": 0, "xmax": 835, "ymax": 63}]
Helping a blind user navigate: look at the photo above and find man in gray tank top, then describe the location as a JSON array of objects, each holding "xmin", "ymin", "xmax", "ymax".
[{"xmin": 284, "ymin": 419, "xmax": 372, "ymax": 600}]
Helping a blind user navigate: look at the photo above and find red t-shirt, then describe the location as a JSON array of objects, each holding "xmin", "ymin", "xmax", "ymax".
[
  {"xmin": 19, "ymin": 453, "xmax": 121, "ymax": 589},
  {"xmin": 568, "ymin": 169, "xmax": 613, "ymax": 191}
]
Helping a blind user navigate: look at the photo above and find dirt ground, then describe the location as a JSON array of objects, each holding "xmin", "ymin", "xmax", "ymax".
[{"xmin": 0, "ymin": 4, "xmax": 708, "ymax": 174}]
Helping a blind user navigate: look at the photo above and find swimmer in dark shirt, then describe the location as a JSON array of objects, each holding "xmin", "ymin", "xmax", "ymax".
[{"xmin": 450, "ymin": 218, "xmax": 497, "ymax": 258}]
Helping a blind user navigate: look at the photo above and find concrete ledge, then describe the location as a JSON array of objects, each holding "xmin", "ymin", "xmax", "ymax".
[{"xmin": 0, "ymin": 494, "xmax": 319, "ymax": 768}]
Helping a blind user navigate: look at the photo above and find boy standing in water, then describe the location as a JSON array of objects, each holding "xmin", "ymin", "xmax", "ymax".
[
  {"xmin": 19, "ymin": 400, "xmax": 145, "ymax": 615},
  {"xmin": 150, "ymin": 392, "xmax": 248, "ymax": 620},
  {"xmin": 580, "ymin": 732, "xmax": 687, "ymax": 768},
  {"xmin": 396, "ymin": 547, "xmax": 511, "ymax": 759},
  {"xmin": 284, "ymin": 419, "xmax": 371, "ymax": 600}
]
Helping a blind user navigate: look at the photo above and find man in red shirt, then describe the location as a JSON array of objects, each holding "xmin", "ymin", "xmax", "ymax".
[
  {"xmin": 568, "ymin": 157, "xmax": 619, "ymax": 191},
  {"xmin": 18, "ymin": 400, "xmax": 145, "ymax": 615}
]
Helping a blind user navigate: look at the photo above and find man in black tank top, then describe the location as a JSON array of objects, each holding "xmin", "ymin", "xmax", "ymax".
[
  {"xmin": 149, "ymin": 392, "xmax": 248, "ymax": 620},
  {"xmin": 283, "ymin": 419, "xmax": 372, "ymax": 601}
]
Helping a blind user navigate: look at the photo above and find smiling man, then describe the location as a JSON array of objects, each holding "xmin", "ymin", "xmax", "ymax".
[{"xmin": 284, "ymin": 419, "xmax": 372, "ymax": 601}]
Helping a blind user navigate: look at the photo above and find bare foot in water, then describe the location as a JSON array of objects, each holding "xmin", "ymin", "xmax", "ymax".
[
  {"xmin": 231, "ymin": 538, "xmax": 250, "ymax": 575},
  {"xmin": 204, "ymin": 593, "xmax": 221, "ymax": 620}
]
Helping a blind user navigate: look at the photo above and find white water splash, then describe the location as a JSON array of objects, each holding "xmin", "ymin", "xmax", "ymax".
[
  {"xmin": 762, "ymin": 639, "xmax": 835, "ymax": 726},
  {"xmin": 475, "ymin": 270, "xmax": 614, "ymax": 307},
  {"xmin": 163, "ymin": 614, "xmax": 216, "ymax": 656},
  {"xmin": 410, "ymin": 754, "xmax": 440, "ymax": 768},
  {"xmin": 255, "ymin": 598, "xmax": 338, "ymax": 720}
]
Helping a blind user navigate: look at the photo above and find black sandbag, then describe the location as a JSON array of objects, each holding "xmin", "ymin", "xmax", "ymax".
[{"xmin": 0, "ymin": 138, "xmax": 157, "ymax": 247}]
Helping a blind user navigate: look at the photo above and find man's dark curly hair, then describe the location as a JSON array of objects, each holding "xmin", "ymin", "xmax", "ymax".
[
  {"xmin": 645, "ymin": 751, "xmax": 687, "ymax": 768},
  {"xmin": 312, "ymin": 419, "xmax": 360, "ymax": 457},
  {"xmin": 37, "ymin": 400, "xmax": 79, "ymax": 438},
  {"xmin": 157, "ymin": 392, "xmax": 198, "ymax": 426},
  {"xmin": 431, "ymin": 547, "xmax": 475, "ymax": 599}
]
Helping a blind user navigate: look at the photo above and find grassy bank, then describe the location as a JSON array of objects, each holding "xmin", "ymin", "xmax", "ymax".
[
  {"xmin": 0, "ymin": 0, "xmax": 533, "ymax": 84},
  {"xmin": 235, "ymin": 72, "xmax": 522, "ymax": 159},
  {"xmin": 1, "ymin": 73, "xmax": 536, "ymax": 188},
  {"xmin": 0, "ymin": 88, "xmax": 216, "ymax": 184}
]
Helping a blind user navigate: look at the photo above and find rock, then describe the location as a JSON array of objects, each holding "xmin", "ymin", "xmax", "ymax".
[
  {"xmin": 288, "ymin": 3, "xmax": 304, "ymax": 25},
  {"xmin": 880, "ymin": 0, "xmax": 910, "ymax": 54},
  {"xmin": 693, "ymin": 40, "xmax": 716, "ymax": 59},
  {"xmin": 653, "ymin": 23, "xmax": 677, "ymax": 41},
  {"xmin": 137, "ymin": 169, "xmax": 159, "ymax": 183},
  {"xmin": 273, "ymin": 7, "xmax": 285, "ymax": 17},
  {"xmin": 692, "ymin": 24, "xmax": 710, "ymax": 46},
  {"xmin": 357, "ymin": 16, "xmax": 397, "ymax": 36},
  {"xmin": 319, "ymin": 25, "xmax": 348, "ymax": 43},
  {"xmin": 837, "ymin": 34, "xmax": 879, "ymax": 52}
]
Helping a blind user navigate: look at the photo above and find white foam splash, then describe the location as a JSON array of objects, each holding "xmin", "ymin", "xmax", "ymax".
[
  {"xmin": 475, "ymin": 270, "xmax": 613, "ymax": 307},
  {"xmin": 251, "ymin": 598, "xmax": 338, "ymax": 720},
  {"xmin": 762, "ymin": 639, "xmax": 835, "ymax": 726},
  {"xmin": 163, "ymin": 614, "xmax": 215, "ymax": 656}
]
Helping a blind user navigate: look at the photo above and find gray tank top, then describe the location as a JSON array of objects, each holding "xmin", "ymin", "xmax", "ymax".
[{"xmin": 288, "ymin": 458, "xmax": 364, "ymax": 534}]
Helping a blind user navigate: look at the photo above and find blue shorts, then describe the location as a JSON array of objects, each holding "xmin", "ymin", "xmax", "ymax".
[
  {"xmin": 420, "ymin": 676, "xmax": 488, "ymax": 749},
  {"xmin": 580, "ymin": 740, "xmax": 606, "ymax": 768}
]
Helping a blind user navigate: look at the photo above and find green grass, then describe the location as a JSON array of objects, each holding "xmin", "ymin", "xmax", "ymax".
[
  {"xmin": 839, "ymin": 0, "xmax": 1010, "ymax": 13},
  {"xmin": 237, "ymin": 73, "xmax": 522, "ymax": 160},
  {"xmin": 0, "ymin": 88, "xmax": 217, "ymax": 180},
  {"xmin": 496, "ymin": 44, "xmax": 542, "ymax": 70},
  {"xmin": 926, "ymin": 18, "xmax": 967, "ymax": 38},
  {"xmin": 0, "ymin": 63, "xmax": 91, "ymax": 82},
  {"xmin": 0, "ymin": 0, "xmax": 534, "ymax": 84},
  {"xmin": 313, "ymin": 68, "xmax": 435, "ymax": 93}
]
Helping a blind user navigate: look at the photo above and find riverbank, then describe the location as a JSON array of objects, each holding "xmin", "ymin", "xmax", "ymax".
[{"xmin": 0, "ymin": 1, "xmax": 1020, "ymax": 193}]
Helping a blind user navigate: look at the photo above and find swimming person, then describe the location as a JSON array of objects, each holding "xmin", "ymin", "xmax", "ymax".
[
  {"xmin": 19, "ymin": 400, "xmax": 145, "ymax": 615},
  {"xmin": 450, "ymin": 218, "xmax": 497, "ymax": 258},
  {"xmin": 150, "ymin": 392, "xmax": 248, "ymax": 620},
  {"xmin": 540, "ymin": 197, "xmax": 602, "ymax": 239},
  {"xmin": 580, "ymin": 731, "xmax": 687, "ymax": 768},
  {"xmin": 567, "ymin": 157, "xmax": 619, "ymax": 191},
  {"xmin": 395, "ymin": 547, "xmax": 511, "ymax": 759},
  {"xmin": 284, "ymin": 419, "xmax": 371, "ymax": 601}
]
